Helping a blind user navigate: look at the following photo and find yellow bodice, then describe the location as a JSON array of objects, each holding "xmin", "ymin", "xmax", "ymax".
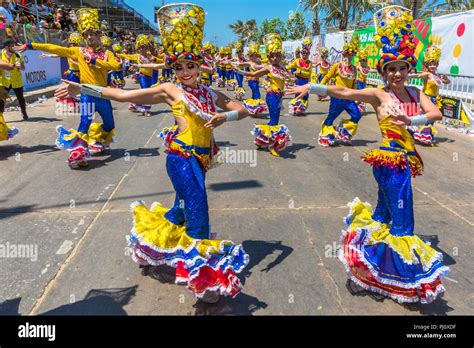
[
  {"xmin": 362, "ymin": 116, "xmax": 423, "ymax": 177},
  {"xmin": 267, "ymin": 67, "xmax": 285, "ymax": 92},
  {"xmin": 167, "ymin": 99, "xmax": 213, "ymax": 170},
  {"xmin": 423, "ymin": 77, "xmax": 439, "ymax": 97}
]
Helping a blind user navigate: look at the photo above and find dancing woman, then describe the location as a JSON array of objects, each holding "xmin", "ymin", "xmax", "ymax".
[
  {"xmin": 40, "ymin": 32, "xmax": 83, "ymax": 108},
  {"xmin": 117, "ymin": 34, "xmax": 156, "ymax": 116},
  {"xmin": 236, "ymin": 33, "xmax": 292, "ymax": 157},
  {"xmin": 14, "ymin": 8, "xmax": 120, "ymax": 168},
  {"xmin": 409, "ymin": 44, "xmax": 450, "ymax": 145},
  {"xmin": 239, "ymin": 42, "xmax": 267, "ymax": 115},
  {"xmin": 287, "ymin": 38, "xmax": 313, "ymax": 116},
  {"xmin": 56, "ymin": 3, "xmax": 250, "ymax": 303},
  {"xmin": 0, "ymin": 61, "xmax": 18, "ymax": 142},
  {"xmin": 314, "ymin": 47, "xmax": 330, "ymax": 101},
  {"xmin": 318, "ymin": 35, "xmax": 361, "ymax": 147},
  {"xmin": 286, "ymin": 5, "xmax": 449, "ymax": 304}
]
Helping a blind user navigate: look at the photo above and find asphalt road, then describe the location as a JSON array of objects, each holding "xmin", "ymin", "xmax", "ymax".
[{"xmin": 0, "ymin": 79, "xmax": 472, "ymax": 316}]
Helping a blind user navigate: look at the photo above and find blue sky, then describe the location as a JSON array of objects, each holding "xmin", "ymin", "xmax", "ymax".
[{"xmin": 125, "ymin": 0, "xmax": 307, "ymax": 46}]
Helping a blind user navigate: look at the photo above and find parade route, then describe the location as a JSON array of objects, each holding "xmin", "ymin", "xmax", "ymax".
[{"xmin": 1, "ymin": 79, "xmax": 473, "ymax": 316}]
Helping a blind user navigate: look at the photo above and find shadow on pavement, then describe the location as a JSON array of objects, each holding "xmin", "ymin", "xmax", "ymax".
[
  {"xmin": 0, "ymin": 297, "xmax": 21, "ymax": 315},
  {"xmin": 0, "ymin": 144, "xmax": 59, "ymax": 161},
  {"xmin": 79, "ymin": 147, "xmax": 160, "ymax": 171},
  {"xmin": 39, "ymin": 286, "xmax": 138, "ymax": 315},
  {"xmin": 240, "ymin": 240, "xmax": 293, "ymax": 285},
  {"xmin": 280, "ymin": 143, "xmax": 315, "ymax": 159},
  {"xmin": 193, "ymin": 292, "xmax": 268, "ymax": 315},
  {"xmin": 0, "ymin": 205, "xmax": 37, "ymax": 219},
  {"xmin": 216, "ymin": 140, "xmax": 238, "ymax": 147},
  {"xmin": 345, "ymin": 279, "xmax": 454, "ymax": 315},
  {"xmin": 0, "ymin": 286, "xmax": 137, "ymax": 316},
  {"xmin": 9, "ymin": 116, "xmax": 62, "ymax": 123},
  {"xmin": 418, "ymin": 234, "xmax": 457, "ymax": 266},
  {"xmin": 209, "ymin": 180, "xmax": 263, "ymax": 191},
  {"xmin": 342, "ymin": 139, "xmax": 378, "ymax": 147}
]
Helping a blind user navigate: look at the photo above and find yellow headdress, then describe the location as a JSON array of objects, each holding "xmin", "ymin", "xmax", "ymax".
[
  {"xmin": 263, "ymin": 33, "xmax": 282, "ymax": 54},
  {"xmin": 135, "ymin": 34, "xmax": 150, "ymax": 50},
  {"xmin": 112, "ymin": 43, "xmax": 123, "ymax": 53},
  {"xmin": 248, "ymin": 42, "xmax": 260, "ymax": 56},
  {"xmin": 101, "ymin": 36, "xmax": 111, "ymax": 47},
  {"xmin": 234, "ymin": 41, "xmax": 243, "ymax": 52},
  {"xmin": 320, "ymin": 47, "xmax": 329, "ymax": 57},
  {"xmin": 76, "ymin": 8, "xmax": 100, "ymax": 34},
  {"xmin": 424, "ymin": 43, "xmax": 441, "ymax": 64},
  {"xmin": 358, "ymin": 46, "xmax": 369, "ymax": 60},
  {"xmin": 343, "ymin": 34, "xmax": 360, "ymax": 56},
  {"xmin": 157, "ymin": 3, "xmax": 205, "ymax": 67},
  {"xmin": 68, "ymin": 32, "xmax": 83, "ymax": 45},
  {"xmin": 301, "ymin": 37, "xmax": 312, "ymax": 52},
  {"xmin": 373, "ymin": 5, "xmax": 417, "ymax": 73}
]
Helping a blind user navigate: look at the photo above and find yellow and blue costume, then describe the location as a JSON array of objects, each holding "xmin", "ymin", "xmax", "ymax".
[
  {"xmin": 319, "ymin": 35, "xmax": 361, "ymax": 146},
  {"xmin": 108, "ymin": 43, "xmax": 126, "ymax": 89},
  {"xmin": 287, "ymin": 38, "xmax": 313, "ymax": 115},
  {"xmin": 0, "ymin": 113, "xmax": 19, "ymax": 142},
  {"xmin": 64, "ymin": 33, "xmax": 81, "ymax": 84},
  {"xmin": 117, "ymin": 35, "xmax": 156, "ymax": 113},
  {"xmin": 200, "ymin": 42, "xmax": 215, "ymax": 86},
  {"xmin": 355, "ymin": 46, "xmax": 369, "ymax": 113},
  {"xmin": 339, "ymin": 6, "xmax": 449, "ymax": 304},
  {"xmin": 317, "ymin": 48, "xmax": 330, "ymax": 84},
  {"xmin": 243, "ymin": 42, "xmax": 267, "ymax": 115},
  {"xmin": 233, "ymin": 42, "xmax": 245, "ymax": 100},
  {"xmin": 412, "ymin": 44, "xmax": 443, "ymax": 145},
  {"xmin": 26, "ymin": 9, "xmax": 120, "ymax": 167},
  {"xmin": 128, "ymin": 4, "xmax": 249, "ymax": 299},
  {"xmin": 216, "ymin": 47, "xmax": 227, "ymax": 88},
  {"xmin": 252, "ymin": 33, "xmax": 291, "ymax": 155}
]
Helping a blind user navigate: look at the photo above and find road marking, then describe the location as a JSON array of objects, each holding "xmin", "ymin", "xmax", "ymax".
[
  {"xmin": 55, "ymin": 240, "xmax": 73, "ymax": 255},
  {"xmin": 27, "ymin": 108, "xmax": 164, "ymax": 315}
]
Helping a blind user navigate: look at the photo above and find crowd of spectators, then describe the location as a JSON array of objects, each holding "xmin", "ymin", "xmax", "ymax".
[{"xmin": 0, "ymin": 0, "xmax": 150, "ymax": 52}]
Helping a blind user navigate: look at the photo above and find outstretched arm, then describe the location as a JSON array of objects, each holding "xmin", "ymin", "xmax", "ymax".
[
  {"xmin": 14, "ymin": 43, "xmax": 78, "ymax": 60},
  {"xmin": 204, "ymin": 90, "xmax": 250, "ymax": 129},
  {"xmin": 55, "ymin": 80, "xmax": 177, "ymax": 106},
  {"xmin": 133, "ymin": 63, "xmax": 166, "ymax": 70},
  {"xmin": 237, "ymin": 65, "xmax": 269, "ymax": 79},
  {"xmin": 409, "ymin": 71, "xmax": 429, "ymax": 80},
  {"xmin": 285, "ymin": 82, "xmax": 380, "ymax": 105}
]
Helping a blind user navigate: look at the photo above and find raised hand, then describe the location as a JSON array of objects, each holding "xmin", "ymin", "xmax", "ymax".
[
  {"xmin": 55, "ymin": 79, "xmax": 81, "ymax": 99},
  {"xmin": 284, "ymin": 84, "xmax": 310, "ymax": 99},
  {"xmin": 12, "ymin": 44, "xmax": 28, "ymax": 53},
  {"xmin": 204, "ymin": 112, "xmax": 228, "ymax": 129}
]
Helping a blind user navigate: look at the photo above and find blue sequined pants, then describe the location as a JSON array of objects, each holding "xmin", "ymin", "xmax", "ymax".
[
  {"xmin": 248, "ymin": 80, "xmax": 261, "ymax": 99},
  {"xmin": 236, "ymin": 72, "xmax": 244, "ymax": 88},
  {"xmin": 164, "ymin": 154, "xmax": 210, "ymax": 239},
  {"xmin": 266, "ymin": 91, "xmax": 283, "ymax": 126},
  {"xmin": 77, "ymin": 94, "xmax": 115, "ymax": 134},
  {"xmin": 323, "ymin": 97, "xmax": 362, "ymax": 126},
  {"xmin": 372, "ymin": 163, "xmax": 415, "ymax": 236},
  {"xmin": 295, "ymin": 76, "xmax": 309, "ymax": 101}
]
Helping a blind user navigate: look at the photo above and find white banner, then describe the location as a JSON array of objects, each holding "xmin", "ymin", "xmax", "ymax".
[
  {"xmin": 431, "ymin": 10, "xmax": 474, "ymax": 76},
  {"xmin": 21, "ymin": 51, "xmax": 62, "ymax": 91}
]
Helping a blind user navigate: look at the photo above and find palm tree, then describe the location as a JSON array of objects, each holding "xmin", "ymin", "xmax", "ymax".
[
  {"xmin": 228, "ymin": 19, "xmax": 258, "ymax": 45},
  {"xmin": 394, "ymin": 0, "xmax": 438, "ymax": 18},
  {"xmin": 301, "ymin": 0, "xmax": 327, "ymax": 36},
  {"xmin": 321, "ymin": 0, "xmax": 375, "ymax": 30},
  {"xmin": 229, "ymin": 20, "xmax": 246, "ymax": 41}
]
